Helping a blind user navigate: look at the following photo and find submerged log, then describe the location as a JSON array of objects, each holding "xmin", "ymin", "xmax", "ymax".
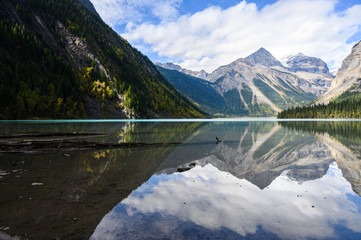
[
  {"xmin": 0, "ymin": 132, "xmax": 105, "ymax": 139},
  {"xmin": 0, "ymin": 133, "xmax": 181, "ymax": 156}
]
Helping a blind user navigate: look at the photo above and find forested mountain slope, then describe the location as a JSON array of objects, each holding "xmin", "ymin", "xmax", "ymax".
[
  {"xmin": 0, "ymin": 0, "xmax": 205, "ymax": 119},
  {"xmin": 156, "ymin": 66, "xmax": 227, "ymax": 116}
]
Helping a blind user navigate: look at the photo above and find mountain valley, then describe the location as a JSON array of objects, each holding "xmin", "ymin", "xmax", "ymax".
[
  {"xmin": 157, "ymin": 48, "xmax": 334, "ymax": 117},
  {"xmin": 1, "ymin": 0, "xmax": 360, "ymax": 119}
]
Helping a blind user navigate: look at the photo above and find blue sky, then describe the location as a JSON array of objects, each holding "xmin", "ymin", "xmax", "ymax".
[{"xmin": 90, "ymin": 0, "xmax": 361, "ymax": 72}]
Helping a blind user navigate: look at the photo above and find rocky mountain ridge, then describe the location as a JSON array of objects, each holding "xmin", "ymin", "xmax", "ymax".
[
  {"xmin": 315, "ymin": 40, "xmax": 361, "ymax": 104},
  {"xmin": 155, "ymin": 62, "xmax": 209, "ymax": 79},
  {"xmin": 205, "ymin": 48, "xmax": 333, "ymax": 98},
  {"xmin": 286, "ymin": 53, "xmax": 333, "ymax": 77},
  {"xmin": 244, "ymin": 47, "xmax": 284, "ymax": 68}
]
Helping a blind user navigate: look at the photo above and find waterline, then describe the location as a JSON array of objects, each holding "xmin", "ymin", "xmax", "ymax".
[{"xmin": 1, "ymin": 118, "xmax": 361, "ymax": 123}]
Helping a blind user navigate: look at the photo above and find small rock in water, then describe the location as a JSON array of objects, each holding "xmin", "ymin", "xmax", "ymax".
[
  {"xmin": 177, "ymin": 167, "xmax": 191, "ymax": 173},
  {"xmin": 177, "ymin": 162, "xmax": 196, "ymax": 173},
  {"xmin": 31, "ymin": 182, "xmax": 44, "ymax": 186}
]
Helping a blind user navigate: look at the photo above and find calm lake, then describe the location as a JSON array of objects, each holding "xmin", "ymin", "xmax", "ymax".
[{"xmin": 0, "ymin": 120, "xmax": 361, "ymax": 240}]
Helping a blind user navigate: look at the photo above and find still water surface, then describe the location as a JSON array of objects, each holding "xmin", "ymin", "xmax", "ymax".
[{"xmin": 0, "ymin": 120, "xmax": 360, "ymax": 239}]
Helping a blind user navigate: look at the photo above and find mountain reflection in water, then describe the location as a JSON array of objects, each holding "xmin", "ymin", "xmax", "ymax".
[
  {"xmin": 0, "ymin": 120, "xmax": 361, "ymax": 239},
  {"xmin": 91, "ymin": 162, "xmax": 360, "ymax": 240}
]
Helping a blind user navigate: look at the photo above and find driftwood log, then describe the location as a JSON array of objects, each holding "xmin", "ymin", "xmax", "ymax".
[{"xmin": 0, "ymin": 132, "xmax": 181, "ymax": 156}]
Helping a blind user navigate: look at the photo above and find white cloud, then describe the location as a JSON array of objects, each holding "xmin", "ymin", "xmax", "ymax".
[
  {"xmin": 121, "ymin": 0, "xmax": 361, "ymax": 73},
  {"xmin": 90, "ymin": 0, "xmax": 182, "ymax": 27}
]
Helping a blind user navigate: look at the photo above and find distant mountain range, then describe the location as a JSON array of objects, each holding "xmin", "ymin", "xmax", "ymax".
[
  {"xmin": 155, "ymin": 62, "xmax": 209, "ymax": 79},
  {"xmin": 156, "ymin": 48, "xmax": 334, "ymax": 117}
]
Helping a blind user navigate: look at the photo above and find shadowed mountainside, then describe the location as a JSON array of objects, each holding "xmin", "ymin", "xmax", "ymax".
[{"xmin": 0, "ymin": 0, "xmax": 205, "ymax": 119}]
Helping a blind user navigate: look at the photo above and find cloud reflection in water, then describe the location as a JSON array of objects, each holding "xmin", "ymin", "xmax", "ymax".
[{"xmin": 91, "ymin": 162, "xmax": 361, "ymax": 239}]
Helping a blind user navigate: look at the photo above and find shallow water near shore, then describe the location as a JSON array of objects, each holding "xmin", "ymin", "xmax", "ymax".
[{"xmin": 0, "ymin": 120, "xmax": 361, "ymax": 239}]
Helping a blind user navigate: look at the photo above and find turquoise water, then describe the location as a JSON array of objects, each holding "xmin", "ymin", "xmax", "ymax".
[
  {"xmin": 2, "ymin": 118, "xmax": 361, "ymax": 122},
  {"xmin": 0, "ymin": 120, "xmax": 360, "ymax": 239}
]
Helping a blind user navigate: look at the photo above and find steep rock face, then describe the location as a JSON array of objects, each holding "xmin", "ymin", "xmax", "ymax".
[
  {"xmin": 285, "ymin": 53, "xmax": 333, "ymax": 96},
  {"xmin": 287, "ymin": 71, "xmax": 332, "ymax": 97},
  {"xmin": 245, "ymin": 47, "xmax": 284, "ymax": 68},
  {"xmin": 316, "ymin": 41, "xmax": 361, "ymax": 104},
  {"xmin": 55, "ymin": 20, "xmax": 108, "ymax": 76},
  {"xmin": 287, "ymin": 53, "xmax": 333, "ymax": 76},
  {"xmin": 155, "ymin": 62, "xmax": 208, "ymax": 79}
]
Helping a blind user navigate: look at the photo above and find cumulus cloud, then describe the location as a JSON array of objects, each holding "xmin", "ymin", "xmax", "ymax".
[
  {"xmin": 121, "ymin": 0, "xmax": 361, "ymax": 73},
  {"xmin": 90, "ymin": 0, "xmax": 182, "ymax": 27}
]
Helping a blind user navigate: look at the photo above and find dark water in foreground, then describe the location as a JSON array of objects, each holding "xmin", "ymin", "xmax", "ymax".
[{"xmin": 0, "ymin": 120, "xmax": 360, "ymax": 239}]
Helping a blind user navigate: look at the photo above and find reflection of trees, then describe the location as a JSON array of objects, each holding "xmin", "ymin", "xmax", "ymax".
[
  {"xmin": 279, "ymin": 121, "xmax": 361, "ymax": 196},
  {"xmin": 279, "ymin": 121, "xmax": 361, "ymax": 147}
]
